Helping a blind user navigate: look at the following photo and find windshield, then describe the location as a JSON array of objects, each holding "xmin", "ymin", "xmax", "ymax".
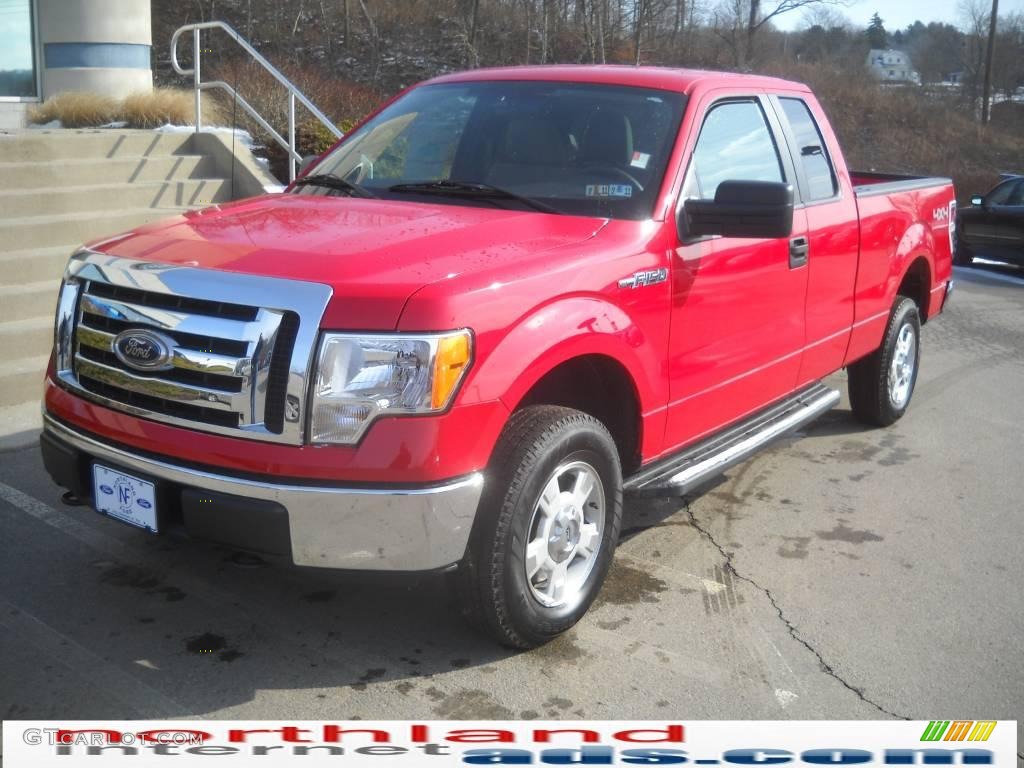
[{"xmin": 296, "ymin": 81, "xmax": 687, "ymax": 220}]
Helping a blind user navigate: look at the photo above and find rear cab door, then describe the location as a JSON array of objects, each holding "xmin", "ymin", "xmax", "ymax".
[
  {"xmin": 662, "ymin": 88, "xmax": 809, "ymax": 452},
  {"xmin": 766, "ymin": 92, "xmax": 860, "ymax": 384}
]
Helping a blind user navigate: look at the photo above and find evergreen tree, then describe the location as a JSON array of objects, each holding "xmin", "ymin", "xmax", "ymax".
[{"xmin": 867, "ymin": 12, "xmax": 888, "ymax": 49}]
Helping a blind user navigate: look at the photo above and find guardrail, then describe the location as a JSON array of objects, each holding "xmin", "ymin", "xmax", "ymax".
[{"xmin": 171, "ymin": 21, "xmax": 343, "ymax": 182}]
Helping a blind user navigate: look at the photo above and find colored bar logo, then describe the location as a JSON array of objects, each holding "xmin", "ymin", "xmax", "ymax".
[{"xmin": 921, "ymin": 721, "xmax": 996, "ymax": 742}]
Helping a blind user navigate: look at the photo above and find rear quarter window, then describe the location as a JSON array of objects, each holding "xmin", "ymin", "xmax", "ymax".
[{"xmin": 779, "ymin": 98, "xmax": 838, "ymax": 201}]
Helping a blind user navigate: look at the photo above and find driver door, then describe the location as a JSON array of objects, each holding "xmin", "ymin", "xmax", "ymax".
[
  {"xmin": 963, "ymin": 179, "xmax": 1021, "ymax": 253},
  {"xmin": 663, "ymin": 94, "xmax": 809, "ymax": 452}
]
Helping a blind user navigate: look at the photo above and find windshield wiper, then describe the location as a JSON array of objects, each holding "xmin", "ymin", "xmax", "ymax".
[
  {"xmin": 292, "ymin": 173, "xmax": 378, "ymax": 199},
  {"xmin": 388, "ymin": 180, "xmax": 561, "ymax": 214}
]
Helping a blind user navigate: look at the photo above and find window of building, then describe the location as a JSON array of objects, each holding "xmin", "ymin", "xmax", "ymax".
[{"xmin": 0, "ymin": 0, "xmax": 36, "ymax": 98}]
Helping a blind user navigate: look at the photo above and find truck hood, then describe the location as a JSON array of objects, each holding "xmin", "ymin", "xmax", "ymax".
[{"xmin": 93, "ymin": 195, "xmax": 607, "ymax": 329}]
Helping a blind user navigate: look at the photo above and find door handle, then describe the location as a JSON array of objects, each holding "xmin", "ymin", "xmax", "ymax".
[{"xmin": 789, "ymin": 236, "xmax": 809, "ymax": 268}]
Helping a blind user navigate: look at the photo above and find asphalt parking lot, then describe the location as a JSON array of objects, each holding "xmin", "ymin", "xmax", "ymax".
[{"xmin": 1, "ymin": 265, "xmax": 1021, "ymax": 751}]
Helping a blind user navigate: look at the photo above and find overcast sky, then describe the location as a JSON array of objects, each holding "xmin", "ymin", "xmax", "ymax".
[{"xmin": 773, "ymin": 0, "xmax": 1024, "ymax": 32}]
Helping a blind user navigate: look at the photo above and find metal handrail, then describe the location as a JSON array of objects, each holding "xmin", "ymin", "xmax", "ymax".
[{"xmin": 171, "ymin": 21, "xmax": 343, "ymax": 182}]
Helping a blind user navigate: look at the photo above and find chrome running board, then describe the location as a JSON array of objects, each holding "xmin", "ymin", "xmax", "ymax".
[{"xmin": 624, "ymin": 382, "xmax": 840, "ymax": 496}]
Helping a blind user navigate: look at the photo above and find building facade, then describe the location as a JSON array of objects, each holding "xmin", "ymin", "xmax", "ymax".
[
  {"xmin": 867, "ymin": 49, "xmax": 921, "ymax": 85},
  {"xmin": 0, "ymin": 0, "xmax": 152, "ymax": 129}
]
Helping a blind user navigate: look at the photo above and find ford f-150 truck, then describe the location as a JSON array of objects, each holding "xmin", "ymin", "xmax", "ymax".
[{"xmin": 40, "ymin": 66, "xmax": 956, "ymax": 648}]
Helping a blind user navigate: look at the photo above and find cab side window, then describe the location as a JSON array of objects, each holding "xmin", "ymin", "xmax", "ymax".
[
  {"xmin": 1009, "ymin": 183, "xmax": 1024, "ymax": 206},
  {"xmin": 987, "ymin": 180, "xmax": 1019, "ymax": 206},
  {"xmin": 684, "ymin": 100, "xmax": 785, "ymax": 200},
  {"xmin": 779, "ymin": 98, "xmax": 838, "ymax": 201}
]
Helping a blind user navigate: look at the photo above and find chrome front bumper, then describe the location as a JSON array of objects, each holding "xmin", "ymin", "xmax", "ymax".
[{"xmin": 42, "ymin": 415, "xmax": 484, "ymax": 571}]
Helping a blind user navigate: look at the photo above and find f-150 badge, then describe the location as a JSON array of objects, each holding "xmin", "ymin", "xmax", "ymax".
[{"xmin": 618, "ymin": 268, "xmax": 668, "ymax": 289}]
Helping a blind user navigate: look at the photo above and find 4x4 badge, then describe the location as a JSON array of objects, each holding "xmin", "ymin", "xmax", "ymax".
[{"xmin": 618, "ymin": 268, "xmax": 668, "ymax": 290}]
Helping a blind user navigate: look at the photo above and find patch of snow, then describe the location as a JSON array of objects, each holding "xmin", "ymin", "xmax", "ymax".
[
  {"xmin": 263, "ymin": 185, "xmax": 286, "ymax": 194},
  {"xmin": 700, "ymin": 578, "xmax": 726, "ymax": 595},
  {"xmin": 774, "ymin": 689, "xmax": 798, "ymax": 709},
  {"xmin": 98, "ymin": 121, "xmax": 128, "ymax": 129},
  {"xmin": 153, "ymin": 123, "xmax": 255, "ymax": 148},
  {"xmin": 253, "ymin": 155, "xmax": 270, "ymax": 170},
  {"xmin": 29, "ymin": 119, "xmax": 63, "ymax": 129}
]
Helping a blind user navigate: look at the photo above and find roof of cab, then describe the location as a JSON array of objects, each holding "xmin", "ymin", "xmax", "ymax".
[{"xmin": 425, "ymin": 65, "xmax": 810, "ymax": 95}]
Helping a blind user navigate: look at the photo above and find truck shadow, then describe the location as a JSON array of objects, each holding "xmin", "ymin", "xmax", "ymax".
[{"xmin": 5, "ymin": 407, "xmax": 878, "ymax": 720}]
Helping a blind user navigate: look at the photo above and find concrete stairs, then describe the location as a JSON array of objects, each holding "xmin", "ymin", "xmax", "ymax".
[{"xmin": 0, "ymin": 129, "xmax": 271, "ymax": 449}]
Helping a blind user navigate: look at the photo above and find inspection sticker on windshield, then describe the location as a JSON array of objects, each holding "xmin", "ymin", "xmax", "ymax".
[
  {"xmin": 586, "ymin": 184, "xmax": 633, "ymax": 198},
  {"xmin": 630, "ymin": 151, "xmax": 650, "ymax": 169}
]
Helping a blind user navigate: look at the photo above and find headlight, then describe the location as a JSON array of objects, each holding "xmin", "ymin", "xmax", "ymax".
[{"xmin": 310, "ymin": 330, "xmax": 473, "ymax": 444}]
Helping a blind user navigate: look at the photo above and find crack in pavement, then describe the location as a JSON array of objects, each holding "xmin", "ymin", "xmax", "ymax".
[{"xmin": 685, "ymin": 504, "xmax": 909, "ymax": 721}]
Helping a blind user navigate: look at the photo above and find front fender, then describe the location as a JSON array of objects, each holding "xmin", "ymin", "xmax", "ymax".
[{"xmin": 467, "ymin": 295, "xmax": 665, "ymax": 426}]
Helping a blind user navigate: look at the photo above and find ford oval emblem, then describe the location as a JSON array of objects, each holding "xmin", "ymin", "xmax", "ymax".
[{"xmin": 112, "ymin": 329, "xmax": 175, "ymax": 372}]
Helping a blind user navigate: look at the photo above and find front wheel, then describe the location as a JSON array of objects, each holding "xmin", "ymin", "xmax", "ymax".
[
  {"xmin": 457, "ymin": 405, "xmax": 622, "ymax": 648},
  {"xmin": 848, "ymin": 296, "xmax": 921, "ymax": 427}
]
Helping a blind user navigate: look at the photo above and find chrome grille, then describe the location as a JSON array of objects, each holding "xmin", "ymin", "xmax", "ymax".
[{"xmin": 55, "ymin": 250, "xmax": 334, "ymax": 445}]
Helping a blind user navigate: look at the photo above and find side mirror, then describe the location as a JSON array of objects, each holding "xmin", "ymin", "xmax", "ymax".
[
  {"xmin": 680, "ymin": 180, "xmax": 794, "ymax": 240},
  {"xmin": 298, "ymin": 154, "xmax": 320, "ymax": 176},
  {"xmin": 970, "ymin": 195, "xmax": 984, "ymax": 207}
]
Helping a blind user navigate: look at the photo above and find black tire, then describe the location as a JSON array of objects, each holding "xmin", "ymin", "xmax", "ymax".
[
  {"xmin": 848, "ymin": 296, "xmax": 921, "ymax": 427},
  {"xmin": 457, "ymin": 405, "xmax": 623, "ymax": 649}
]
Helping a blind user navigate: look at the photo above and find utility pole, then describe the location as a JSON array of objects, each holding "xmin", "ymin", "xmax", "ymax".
[{"xmin": 981, "ymin": 0, "xmax": 999, "ymax": 124}]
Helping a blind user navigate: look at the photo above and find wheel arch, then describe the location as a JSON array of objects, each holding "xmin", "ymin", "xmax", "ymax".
[
  {"xmin": 514, "ymin": 353, "xmax": 644, "ymax": 475},
  {"xmin": 897, "ymin": 255, "xmax": 932, "ymax": 322},
  {"xmin": 468, "ymin": 297, "xmax": 661, "ymax": 476}
]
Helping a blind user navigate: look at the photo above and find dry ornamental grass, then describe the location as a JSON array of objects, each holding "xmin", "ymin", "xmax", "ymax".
[
  {"xmin": 28, "ymin": 88, "xmax": 225, "ymax": 129},
  {"xmin": 27, "ymin": 91, "xmax": 118, "ymax": 127},
  {"xmin": 121, "ymin": 88, "xmax": 226, "ymax": 128}
]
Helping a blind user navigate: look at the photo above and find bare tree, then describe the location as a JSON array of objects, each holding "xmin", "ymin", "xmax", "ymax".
[
  {"xmin": 960, "ymin": 0, "xmax": 992, "ymax": 113},
  {"xmin": 715, "ymin": 0, "xmax": 850, "ymax": 66},
  {"xmin": 341, "ymin": 0, "xmax": 350, "ymax": 49},
  {"xmin": 356, "ymin": 0, "xmax": 381, "ymax": 81},
  {"xmin": 981, "ymin": 0, "xmax": 999, "ymax": 123}
]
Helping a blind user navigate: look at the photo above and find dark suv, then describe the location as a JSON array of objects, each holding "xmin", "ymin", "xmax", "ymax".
[{"xmin": 957, "ymin": 173, "xmax": 1024, "ymax": 267}]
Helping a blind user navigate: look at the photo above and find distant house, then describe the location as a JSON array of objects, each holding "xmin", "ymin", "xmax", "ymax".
[{"xmin": 867, "ymin": 49, "xmax": 920, "ymax": 85}]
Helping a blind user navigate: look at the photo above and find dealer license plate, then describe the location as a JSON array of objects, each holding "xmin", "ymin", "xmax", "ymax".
[{"xmin": 92, "ymin": 464, "xmax": 158, "ymax": 533}]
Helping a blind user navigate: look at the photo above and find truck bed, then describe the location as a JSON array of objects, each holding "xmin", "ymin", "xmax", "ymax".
[{"xmin": 852, "ymin": 171, "xmax": 954, "ymax": 197}]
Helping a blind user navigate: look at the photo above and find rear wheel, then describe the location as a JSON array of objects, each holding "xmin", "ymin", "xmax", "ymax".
[
  {"xmin": 848, "ymin": 296, "xmax": 921, "ymax": 427},
  {"xmin": 457, "ymin": 405, "xmax": 622, "ymax": 648}
]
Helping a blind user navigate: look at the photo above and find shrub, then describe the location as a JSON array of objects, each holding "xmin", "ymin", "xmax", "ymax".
[
  {"xmin": 120, "ymin": 87, "xmax": 225, "ymax": 128},
  {"xmin": 299, "ymin": 117, "xmax": 344, "ymax": 157},
  {"xmin": 28, "ymin": 88, "xmax": 226, "ymax": 129},
  {"xmin": 28, "ymin": 91, "xmax": 118, "ymax": 127}
]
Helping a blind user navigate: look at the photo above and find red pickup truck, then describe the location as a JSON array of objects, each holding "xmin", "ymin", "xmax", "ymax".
[{"xmin": 41, "ymin": 66, "xmax": 955, "ymax": 648}]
